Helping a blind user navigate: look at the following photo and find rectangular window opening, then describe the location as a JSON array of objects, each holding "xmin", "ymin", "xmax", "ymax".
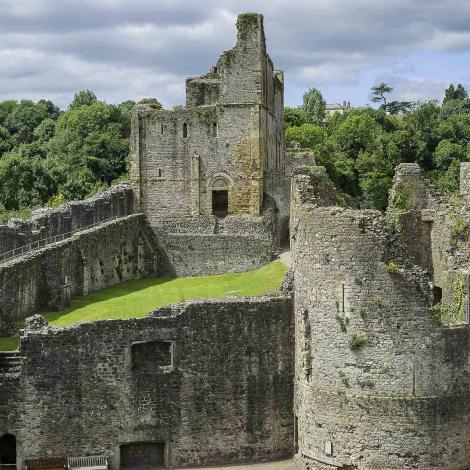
[
  {"xmin": 212, "ymin": 190, "xmax": 228, "ymax": 218},
  {"xmin": 465, "ymin": 274, "xmax": 470, "ymax": 324},
  {"xmin": 294, "ymin": 415, "xmax": 299, "ymax": 454},
  {"xmin": 132, "ymin": 340, "xmax": 173, "ymax": 373}
]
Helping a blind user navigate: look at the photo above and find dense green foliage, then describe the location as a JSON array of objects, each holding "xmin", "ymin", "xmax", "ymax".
[
  {"xmin": 286, "ymin": 83, "xmax": 470, "ymax": 210},
  {"xmin": 0, "ymin": 91, "xmax": 134, "ymax": 222}
]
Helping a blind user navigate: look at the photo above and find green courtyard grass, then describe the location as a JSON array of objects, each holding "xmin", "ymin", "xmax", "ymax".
[
  {"xmin": 0, "ymin": 336, "xmax": 19, "ymax": 351},
  {"xmin": 0, "ymin": 261, "xmax": 287, "ymax": 351},
  {"xmin": 39, "ymin": 260, "xmax": 287, "ymax": 327}
]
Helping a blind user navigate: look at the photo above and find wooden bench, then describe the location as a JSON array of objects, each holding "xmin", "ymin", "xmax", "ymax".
[
  {"xmin": 24, "ymin": 458, "xmax": 66, "ymax": 470},
  {"xmin": 67, "ymin": 456, "xmax": 107, "ymax": 470}
]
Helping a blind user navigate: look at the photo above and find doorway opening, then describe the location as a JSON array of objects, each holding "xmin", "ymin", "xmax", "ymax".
[
  {"xmin": 120, "ymin": 442, "xmax": 165, "ymax": 469},
  {"xmin": 212, "ymin": 190, "xmax": 228, "ymax": 218},
  {"xmin": 0, "ymin": 434, "xmax": 16, "ymax": 470},
  {"xmin": 432, "ymin": 286, "xmax": 443, "ymax": 306},
  {"xmin": 280, "ymin": 218, "xmax": 290, "ymax": 248}
]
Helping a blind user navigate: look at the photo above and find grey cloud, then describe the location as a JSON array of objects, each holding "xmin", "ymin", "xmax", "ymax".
[{"xmin": 1, "ymin": 0, "xmax": 470, "ymax": 107}]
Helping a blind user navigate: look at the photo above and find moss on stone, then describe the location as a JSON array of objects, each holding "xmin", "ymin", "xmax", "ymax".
[{"xmin": 349, "ymin": 334, "xmax": 367, "ymax": 351}]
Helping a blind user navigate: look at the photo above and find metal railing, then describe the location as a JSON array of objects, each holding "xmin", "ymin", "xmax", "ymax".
[
  {"xmin": 67, "ymin": 456, "xmax": 108, "ymax": 470},
  {"xmin": 0, "ymin": 216, "xmax": 122, "ymax": 264}
]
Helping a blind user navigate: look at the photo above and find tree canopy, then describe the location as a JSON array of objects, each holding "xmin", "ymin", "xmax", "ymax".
[
  {"xmin": 0, "ymin": 92, "xmax": 164, "ymax": 222},
  {"xmin": 301, "ymin": 88, "xmax": 326, "ymax": 124},
  {"xmin": 285, "ymin": 83, "xmax": 470, "ymax": 211}
]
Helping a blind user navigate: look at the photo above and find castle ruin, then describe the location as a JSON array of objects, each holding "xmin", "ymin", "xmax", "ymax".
[{"xmin": 1, "ymin": 11, "xmax": 470, "ymax": 470}]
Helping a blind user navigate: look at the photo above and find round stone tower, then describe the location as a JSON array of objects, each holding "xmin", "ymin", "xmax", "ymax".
[{"xmin": 291, "ymin": 170, "xmax": 470, "ymax": 470}]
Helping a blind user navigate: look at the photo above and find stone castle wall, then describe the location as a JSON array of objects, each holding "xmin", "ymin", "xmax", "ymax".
[
  {"xmin": 0, "ymin": 215, "xmax": 159, "ymax": 330},
  {"xmin": 156, "ymin": 199, "xmax": 277, "ymax": 277},
  {"xmin": 292, "ymin": 168, "xmax": 470, "ymax": 469},
  {"xmin": 2, "ymin": 296, "xmax": 294, "ymax": 469},
  {"xmin": 388, "ymin": 163, "xmax": 470, "ymax": 314},
  {"xmin": 0, "ymin": 184, "xmax": 133, "ymax": 258}
]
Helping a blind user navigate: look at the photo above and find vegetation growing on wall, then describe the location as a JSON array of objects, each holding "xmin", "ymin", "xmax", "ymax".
[{"xmin": 432, "ymin": 273, "xmax": 466, "ymax": 325}]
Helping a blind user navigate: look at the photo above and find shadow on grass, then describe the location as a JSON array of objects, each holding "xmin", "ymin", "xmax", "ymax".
[{"xmin": 42, "ymin": 277, "xmax": 174, "ymax": 324}]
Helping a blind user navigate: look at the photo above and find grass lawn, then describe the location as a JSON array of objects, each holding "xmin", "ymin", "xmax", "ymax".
[
  {"xmin": 0, "ymin": 337, "xmax": 19, "ymax": 351},
  {"xmin": 38, "ymin": 260, "xmax": 288, "ymax": 327}
]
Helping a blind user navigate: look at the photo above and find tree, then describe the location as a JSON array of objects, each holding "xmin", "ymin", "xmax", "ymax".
[
  {"xmin": 285, "ymin": 124, "xmax": 326, "ymax": 149},
  {"xmin": 48, "ymin": 101, "xmax": 129, "ymax": 194},
  {"xmin": 444, "ymin": 83, "xmax": 468, "ymax": 104},
  {"xmin": 69, "ymin": 90, "xmax": 98, "ymax": 109},
  {"xmin": 284, "ymin": 107, "xmax": 305, "ymax": 128},
  {"xmin": 138, "ymin": 98, "xmax": 162, "ymax": 109},
  {"xmin": 385, "ymin": 101, "xmax": 413, "ymax": 115},
  {"xmin": 5, "ymin": 100, "xmax": 49, "ymax": 143},
  {"xmin": 301, "ymin": 88, "xmax": 326, "ymax": 124},
  {"xmin": 370, "ymin": 82, "xmax": 393, "ymax": 108},
  {"xmin": 34, "ymin": 118, "xmax": 56, "ymax": 143}
]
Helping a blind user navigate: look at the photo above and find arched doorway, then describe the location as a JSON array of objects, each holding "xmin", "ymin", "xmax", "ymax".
[
  {"xmin": 0, "ymin": 434, "xmax": 16, "ymax": 469},
  {"xmin": 210, "ymin": 175, "xmax": 230, "ymax": 218}
]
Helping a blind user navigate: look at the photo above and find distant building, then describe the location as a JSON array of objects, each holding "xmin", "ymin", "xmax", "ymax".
[{"xmin": 325, "ymin": 100, "xmax": 351, "ymax": 116}]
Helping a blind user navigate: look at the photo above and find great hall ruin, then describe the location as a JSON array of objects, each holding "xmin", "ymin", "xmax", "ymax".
[{"xmin": 2, "ymin": 12, "xmax": 470, "ymax": 470}]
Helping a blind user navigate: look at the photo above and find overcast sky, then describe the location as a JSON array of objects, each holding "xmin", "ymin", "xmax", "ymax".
[{"xmin": 1, "ymin": 0, "xmax": 470, "ymax": 109}]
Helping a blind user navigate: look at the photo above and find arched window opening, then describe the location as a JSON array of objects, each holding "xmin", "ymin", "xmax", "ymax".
[
  {"xmin": 158, "ymin": 169, "xmax": 162, "ymax": 178},
  {"xmin": 212, "ymin": 122, "xmax": 218, "ymax": 137},
  {"xmin": 183, "ymin": 122, "xmax": 188, "ymax": 138},
  {"xmin": 0, "ymin": 434, "xmax": 16, "ymax": 469}
]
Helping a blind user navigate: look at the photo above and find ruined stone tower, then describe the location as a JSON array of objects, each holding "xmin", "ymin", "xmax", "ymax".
[
  {"xmin": 292, "ymin": 164, "xmax": 470, "ymax": 469},
  {"xmin": 130, "ymin": 13, "xmax": 285, "ymax": 226}
]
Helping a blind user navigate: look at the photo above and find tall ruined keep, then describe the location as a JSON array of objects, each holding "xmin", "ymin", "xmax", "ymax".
[{"xmin": 130, "ymin": 13, "xmax": 285, "ymax": 224}]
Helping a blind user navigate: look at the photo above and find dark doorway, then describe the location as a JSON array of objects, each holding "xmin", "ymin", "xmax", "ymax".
[
  {"xmin": 280, "ymin": 218, "xmax": 290, "ymax": 248},
  {"xmin": 0, "ymin": 434, "xmax": 16, "ymax": 469},
  {"xmin": 121, "ymin": 442, "xmax": 165, "ymax": 469},
  {"xmin": 212, "ymin": 190, "xmax": 228, "ymax": 218},
  {"xmin": 432, "ymin": 286, "xmax": 443, "ymax": 306}
]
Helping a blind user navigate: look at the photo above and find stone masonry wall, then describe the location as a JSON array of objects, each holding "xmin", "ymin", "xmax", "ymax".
[
  {"xmin": 155, "ymin": 200, "xmax": 276, "ymax": 277},
  {"xmin": 6, "ymin": 296, "xmax": 294, "ymax": 469},
  {"xmin": 388, "ymin": 163, "xmax": 470, "ymax": 314},
  {"xmin": 0, "ymin": 184, "xmax": 133, "ymax": 258},
  {"xmin": 0, "ymin": 215, "xmax": 159, "ymax": 327},
  {"xmin": 292, "ymin": 170, "xmax": 470, "ymax": 469}
]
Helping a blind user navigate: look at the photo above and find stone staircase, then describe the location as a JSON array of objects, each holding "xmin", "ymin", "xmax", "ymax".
[{"xmin": 0, "ymin": 351, "xmax": 21, "ymax": 377}]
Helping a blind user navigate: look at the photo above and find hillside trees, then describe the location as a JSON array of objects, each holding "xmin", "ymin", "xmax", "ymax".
[
  {"xmin": 285, "ymin": 83, "xmax": 470, "ymax": 210},
  {"xmin": 0, "ymin": 91, "xmax": 141, "ymax": 220}
]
